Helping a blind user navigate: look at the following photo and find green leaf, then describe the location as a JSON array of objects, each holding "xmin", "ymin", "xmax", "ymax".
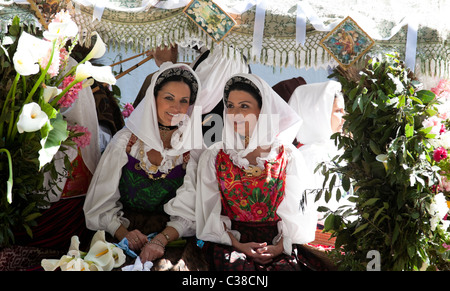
[
  {"xmin": 342, "ymin": 175, "xmax": 350, "ymax": 192},
  {"xmin": 369, "ymin": 139, "xmax": 381, "ymax": 155},
  {"xmin": 405, "ymin": 123, "xmax": 414, "ymax": 138},
  {"xmin": 38, "ymin": 113, "xmax": 68, "ymax": 169},
  {"xmin": 323, "ymin": 214, "xmax": 335, "ymax": 232},
  {"xmin": 362, "ymin": 198, "xmax": 379, "ymax": 207},
  {"xmin": 24, "ymin": 212, "xmax": 41, "ymax": 222},
  {"xmin": 416, "ymin": 90, "xmax": 436, "ymax": 103},
  {"xmin": 352, "ymin": 223, "xmax": 368, "ymax": 235}
]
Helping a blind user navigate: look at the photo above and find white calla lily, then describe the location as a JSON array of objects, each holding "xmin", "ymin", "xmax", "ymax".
[
  {"xmin": 84, "ymin": 240, "xmax": 115, "ymax": 271},
  {"xmin": 75, "ymin": 61, "xmax": 116, "ymax": 85},
  {"xmin": 42, "ymin": 85, "xmax": 62, "ymax": 103},
  {"xmin": 17, "ymin": 31, "xmax": 52, "ymax": 64},
  {"xmin": 41, "ymin": 231, "xmax": 125, "ymax": 271},
  {"xmin": 111, "ymin": 244, "xmax": 126, "ymax": 268},
  {"xmin": 85, "ymin": 32, "xmax": 106, "ymax": 60},
  {"xmin": 43, "ymin": 20, "xmax": 78, "ymax": 41},
  {"xmin": 13, "ymin": 49, "xmax": 39, "ymax": 76},
  {"xmin": 41, "ymin": 255, "xmax": 74, "ymax": 271},
  {"xmin": 61, "ymin": 258, "xmax": 91, "ymax": 271},
  {"xmin": 16, "ymin": 102, "xmax": 49, "ymax": 133}
]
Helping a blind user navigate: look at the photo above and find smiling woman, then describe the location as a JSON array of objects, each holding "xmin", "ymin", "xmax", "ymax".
[{"xmin": 83, "ymin": 62, "xmax": 208, "ymax": 270}]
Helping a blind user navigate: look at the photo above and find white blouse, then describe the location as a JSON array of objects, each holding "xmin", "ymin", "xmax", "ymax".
[
  {"xmin": 194, "ymin": 143, "xmax": 318, "ymax": 255},
  {"xmin": 83, "ymin": 127, "xmax": 199, "ymax": 237}
]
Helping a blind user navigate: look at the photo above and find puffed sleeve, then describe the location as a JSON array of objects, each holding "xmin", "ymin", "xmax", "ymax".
[
  {"xmin": 276, "ymin": 145, "xmax": 318, "ymax": 255},
  {"xmin": 195, "ymin": 145, "xmax": 239, "ymax": 245},
  {"xmin": 164, "ymin": 148, "xmax": 203, "ymax": 237},
  {"xmin": 83, "ymin": 129, "xmax": 131, "ymax": 237}
]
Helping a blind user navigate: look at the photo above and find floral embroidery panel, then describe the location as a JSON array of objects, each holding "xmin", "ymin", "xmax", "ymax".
[{"xmin": 215, "ymin": 148, "xmax": 288, "ymax": 222}]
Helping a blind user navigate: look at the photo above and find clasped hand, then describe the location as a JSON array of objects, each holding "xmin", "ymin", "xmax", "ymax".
[{"xmin": 236, "ymin": 241, "xmax": 284, "ymax": 265}]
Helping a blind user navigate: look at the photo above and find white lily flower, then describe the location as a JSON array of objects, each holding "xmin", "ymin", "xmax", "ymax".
[
  {"xmin": 61, "ymin": 258, "xmax": 91, "ymax": 271},
  {"xmin": 427, "ymin": 193, "xmax": 449, "ymax": 231},
  {"xmin": 84, "ymin": 240, "xmax": 115, "ymax": 271},
  {"xmin": 83, "ymin": 230, "xmax": 125, "ymax": 271},
  {"xmin": 13, "ymin": 49, "xmax": 39, "ymax": 76},
  {"xmin": 75, "ymin": 61, "xmax": 116, "ymax": 85},
  {"xmin": 17, "ymin": 32, "xmax": 52, "ymax": 64},
  {"xmin": 17, "ymin": 102, "xmax": 49, "ymax": 133},
  {"xmin": 43, "ymin": 20, "xmax": 78, "ymax": 41},
  {"xmin": 376, "ymin": 154, "xmax": 389, "ymax": 170},
  {"xmin": 41, "ymin": 255, "xmax": 74, "ymax": 271},
  {"xmin": 85, "ymin": 32, "xmax": 106, "ymax": 60},
  {"xmin": 66, "ymin": 235, "xmax": 82, "ymax": 258},
  {"xmin": 42, "ymin": 85, "xmax": 62, "ymax": 103},
  {"xmin": 111, "ymin": 244, "xmax": 126, "ymax": 268}
]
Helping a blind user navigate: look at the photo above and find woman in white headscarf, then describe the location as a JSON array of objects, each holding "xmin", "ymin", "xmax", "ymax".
[
  {"xmin": 192, "ymin": 45, "xmax": 250, "ymax": 146},
  {"xmin": 288, "ymin": 80, "xmax": 349, "ymax": 215},
  {"xmin": 194, "ymin": 74, "xmax": 331, "ymax": 271},
  {"xmin": 83, "ymin": 63, "xmax": 207, "ymax": 270}
]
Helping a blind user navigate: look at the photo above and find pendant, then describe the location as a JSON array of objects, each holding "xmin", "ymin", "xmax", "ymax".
[
  {"xmin": 149, "ymin": 164, "xmax": 159, "ymax": 172},
  {"xmin": 243, "ymin": 166, "xmax": 263, "ymax": 177}
]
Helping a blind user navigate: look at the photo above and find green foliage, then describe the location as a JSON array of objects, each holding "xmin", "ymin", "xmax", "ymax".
[
  {"xmin": 318, "ymin": 53, "xmax": 450, "ymax": 270},
  {"xmin": 0, "ymin": 17, "xmax": 74, "ymax": 247}
]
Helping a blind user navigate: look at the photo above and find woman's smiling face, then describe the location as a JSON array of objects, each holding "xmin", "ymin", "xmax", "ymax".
[
  {"xmin": 226, "ymin": 90, "xmax": 261, "ymax": 137},
  {"xmin": 155, "ymin": 81, "xmax": 191, "ymax": 126}
]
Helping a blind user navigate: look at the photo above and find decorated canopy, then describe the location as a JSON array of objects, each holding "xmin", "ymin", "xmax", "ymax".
[{"xmin": 1, "ymin": 0, "xmax": 450, "ymax": 77}]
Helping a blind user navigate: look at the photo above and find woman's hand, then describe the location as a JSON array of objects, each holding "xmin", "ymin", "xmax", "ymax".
[
  {"xmin": 235, "ymin": 241, "xmax": 284, "ymax": 265},
  {"xmin": 125, "ymin": 229, "xmax": 148, "ymax": 251},
  {"xmin": 228, "ymin": 229, "xmax": 285, "ymax": 265},
  {"xmin": 139, "ymin": 234, "xmax": 166, "ymax": 263}
]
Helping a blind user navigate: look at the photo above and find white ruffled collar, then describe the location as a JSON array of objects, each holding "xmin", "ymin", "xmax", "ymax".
[{"xmin": 225, "ymin": 140, "xmax": 282, "ymax": 170}]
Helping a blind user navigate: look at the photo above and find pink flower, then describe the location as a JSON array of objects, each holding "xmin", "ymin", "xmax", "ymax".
[
  {"xmin": 250, "ymin": 202, "xmax": 268, "ymax": 221},
  {"xmin": 423, "ymin": 116, "xmax": 444, "ymax": 135},
  {"xmin": 443, "ymin": 243, "xmax": 450, "ymax": 251},
  {"xmin": 68, "ymin": 124, "xmax": 91, "ymax": 149},
  {"xmin": 432, "ymin": 79, "xmax": 450, "ymax": 100},
  {"xmin": 52, "ymin": 10, "xmax": 72, "ymax": 24},
  {"xmin": 58, "ymin": 75, "xmax": 81, "ymax": 108},
  {"xmin": 439, "ymin": 176, "xmax": 450, "ymax": 192},
  {"xmin": 433, "ymin": 147, "xmax": 448, "ymax": 163},
  {"xmin": 40, "ymin": 46, "xmax": 60, "ymax": 78},
  {"xmin": 122, "ymin": 103, "xmax": 134, "ymax": 118}
]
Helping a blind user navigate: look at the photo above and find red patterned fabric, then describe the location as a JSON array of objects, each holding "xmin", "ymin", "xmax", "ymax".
[
  {"xmin": 215, "ymin": 147, "xmax": 288, "ymax": 222},
  {"xmin": 61, "ymin": 150, "xmax": 93, "ymax": 198}
]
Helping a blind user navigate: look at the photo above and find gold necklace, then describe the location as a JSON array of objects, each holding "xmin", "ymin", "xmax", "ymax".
[
  {"xmin": 242, "ymin": 165, "xmax": 263, "ymax": 177},
  {"xmin": 134, "ymin": 140, "xmax": 178, "ymax": 180},
  {"xmin": 158, "ymin": 124, "xmax": 177, "ymax": 142}
]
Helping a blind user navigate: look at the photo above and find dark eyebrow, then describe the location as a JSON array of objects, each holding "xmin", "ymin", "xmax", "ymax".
[{"xmin": 162, "ymin": 92, "xmax": 190, "ymax": 100}]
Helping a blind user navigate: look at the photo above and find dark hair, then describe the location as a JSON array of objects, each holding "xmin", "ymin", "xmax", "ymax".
[
  {"xmin": 224, "ymin": 79, "xmax": 262, "ymax": 109},
  {"xmin": 154, "ymin": 68, "xmax": 198, "ymax": 105}
]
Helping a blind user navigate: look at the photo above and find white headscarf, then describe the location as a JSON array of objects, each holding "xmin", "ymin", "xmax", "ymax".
[
  {"xmin": 194, "ymin": 46, "xmax": 249, "ymax": 114},
  {"xmin": 125, "ymin": 62, "xmax": 203, "ymax": 160},
  {"xmin": 288, "ymin": 81, "xmax": 342, "ymax": 145},
  {"xmin": 222, "ymin": 73, "xmax": 302, "ymax": 168}
]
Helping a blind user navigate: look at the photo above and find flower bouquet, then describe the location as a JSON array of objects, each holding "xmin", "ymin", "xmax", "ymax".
[
  {"xmin": 0, "ymin": 11, "xmax": 115, "ymax": 247},
  {"xmin": 319, "ymin": 53, "xmax": 450, "ymax": 270},
  {"xmin": 41, "ymin": 230, "xmax": 126, "ymax": 271},
  {"xmin": 426, "ymin": 79, "xmax": 450, "ymax": 226}
]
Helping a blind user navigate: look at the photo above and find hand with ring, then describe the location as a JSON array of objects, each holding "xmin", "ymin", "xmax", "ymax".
[{"xmin": 125, "ymin": 229, "xmax": 147, "ymax": 251}]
